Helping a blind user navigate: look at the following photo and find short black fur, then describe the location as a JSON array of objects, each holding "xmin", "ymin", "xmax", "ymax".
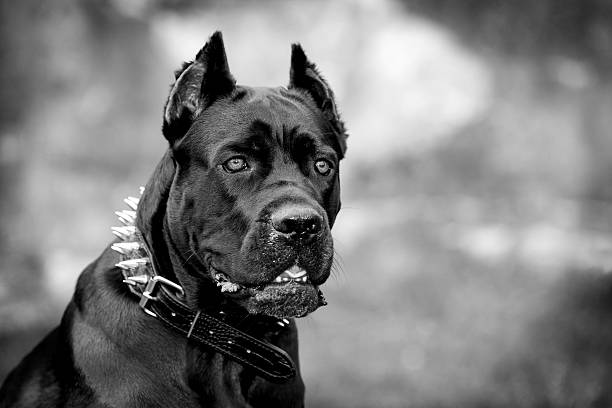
[{"xmin": 0, "ymin": 31, "xmax": 346, "ymax": 408}]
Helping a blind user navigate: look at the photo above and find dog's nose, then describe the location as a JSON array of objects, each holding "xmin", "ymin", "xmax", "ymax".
[{"xmin": 271, "ymin": 205, "xmax": 323, "ymax": 239}]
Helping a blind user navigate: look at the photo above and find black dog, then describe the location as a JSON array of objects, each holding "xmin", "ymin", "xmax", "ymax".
[{"xmin": 0, "ymin": 32, "xmax": 347, "ymax": 407}]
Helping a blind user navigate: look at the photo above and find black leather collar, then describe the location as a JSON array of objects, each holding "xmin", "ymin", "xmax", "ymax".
[{"xmin": 140, "ymin": 280, "xmax": 296, "ymax": 383}]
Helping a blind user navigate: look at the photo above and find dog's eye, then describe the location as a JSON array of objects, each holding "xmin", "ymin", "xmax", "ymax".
[
  {"xmin": 314, "ymin": 159, "xmax": 333, "ymax": 176},
  {"xmin": 223, "ymin": 157, "xmax": 248, "ymax": 173}
]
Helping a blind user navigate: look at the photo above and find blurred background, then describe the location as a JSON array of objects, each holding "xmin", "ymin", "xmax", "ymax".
[{"xmin": 2, "ymin": 0, "xmax": 612, "ymax": 406}]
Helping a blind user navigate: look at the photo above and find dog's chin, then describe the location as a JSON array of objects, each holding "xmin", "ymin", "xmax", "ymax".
[
  {"xmin": 238, "ymin": 282, "xmax": 321, "ymax": 319},
  {"xmin": 209, "ymin": 263, "xmax": 329, "ymax": 319}
]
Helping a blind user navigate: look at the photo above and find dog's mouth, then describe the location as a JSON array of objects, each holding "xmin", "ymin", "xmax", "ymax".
[
  {"xmin": 213, "ymin": 265, "xmax": 310, "ymax": 292},
  {"xmin": 210, "ymin": 265, "xmax": 327, "ymax": 319}
]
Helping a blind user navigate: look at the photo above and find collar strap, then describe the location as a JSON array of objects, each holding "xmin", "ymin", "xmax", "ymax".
[
  {"xmin": 142, "ymin": 279, "xmax": 296, "ymax": 383},
  {"xmin": 111, "ymin": 190, "xmax": 296, "ymax": 383}
]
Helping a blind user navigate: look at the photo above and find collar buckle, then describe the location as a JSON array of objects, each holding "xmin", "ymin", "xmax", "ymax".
[{"xmin": 139, "ymin": 275, "xmax": 185, "ymax": 317}]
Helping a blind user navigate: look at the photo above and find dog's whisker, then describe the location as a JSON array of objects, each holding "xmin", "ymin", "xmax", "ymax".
[
  {"xmin": 331, "ymin": 249, "xmax": 347, "ymax": 283},
  {"xmin": 182, "ymin": 249, "xmax": 200, "ymax": 267}
]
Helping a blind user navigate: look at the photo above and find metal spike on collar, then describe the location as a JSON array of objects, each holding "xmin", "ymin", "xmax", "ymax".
[
  {"xmin": 115, "ymin": 210, "xmax": 136, "ymax": 225},
  {"xmin": 122, "ymin": 275, "xmax": 149, "ymax": 285},
  {"xmin": 124, "ymin": 196, "xmax": 139, "ymax": 211},
  {"xmin": 112, "ymin": 188, "xmax": 156, "ymax": 296},
  {"xmin": 111, "ymin": 226, "xmax": 136, "ymax": 239},
  {"xmin": 116, "ymin": 258, "xmax": 149, "ymax": 270},
  {"xmin": 116, "ymin": 217, "xmax": 131, "ymax": 226},
  {"xmin": 111, "ymin": 242, "xmax": 141, "ymax": 254}
]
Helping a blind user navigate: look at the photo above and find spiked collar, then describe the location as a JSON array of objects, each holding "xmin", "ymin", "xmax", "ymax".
[{"xmin": 110, "ymin": 188, "xmax": 296, "ymax": 383}]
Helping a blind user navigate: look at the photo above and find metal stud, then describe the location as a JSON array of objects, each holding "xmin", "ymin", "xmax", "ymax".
[
  {"xmin": 124, "ymin": 197, "xmax": 139, "ymax": 210},
  {"xmin": 111, "ymin": 245, "xmax": 128, "ymax": 255},
  {"xmin": 111, "ymin": 226, "xmax": 136, "ymax": 239},
  {"xmin": 122, "ymin": 275, "xmax": 149, "ymax": 285},
  {"xmin": 111, "ymin": 242, "xmax": 141, "ymax": 254},
  {"xmin": 115, "ymin": 210, "xmax": 136, "ymax": 225},
  {"xmin": 116, "ymin": 258, "xmax": 149, "ymax": 270}
]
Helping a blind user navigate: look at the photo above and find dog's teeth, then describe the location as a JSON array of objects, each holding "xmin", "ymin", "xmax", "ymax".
[
  {"xmin": 219, "ymin": 282, "xmax": 241, "ymax": 293},
  {"xmin": 282, "ymin": 318, "xmax": 290, "ymax": 325},
  {"xmin": 281, "ymin": 266, "xmax": 307, "ymax": 279},
  {"xmin": 116, "ymin": 258, "xmax": 149, "ymax": 270},
  {"xmin": 139, "ymin": 186, "xmax": 145, "ymax": 195},
  {"xmin": 273, "ymin": 266, "xmax": 309, "ymax": 284},
  {"xmin": 215, "ymin": 273, "xmax": 230, "ymax": 283}
]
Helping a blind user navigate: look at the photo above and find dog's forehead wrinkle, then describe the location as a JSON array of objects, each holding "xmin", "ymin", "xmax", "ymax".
[
  {"xmin": 242, "ymin": 87, "xmax": 317, "ymax": 130},
  {"xmin": 244, "ymin": 86, "xmax": 278, "ymax": 104},
  {"xmin": 192, "ymin": 92, "xmax": 328, "ymax": 162}
]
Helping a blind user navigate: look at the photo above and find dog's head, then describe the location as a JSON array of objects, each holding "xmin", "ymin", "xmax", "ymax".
[{"xmin": 137, "ymin": 32, "xmax": 347, "ymax": 319}]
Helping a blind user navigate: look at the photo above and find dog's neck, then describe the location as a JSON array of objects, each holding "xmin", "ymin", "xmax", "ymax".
[
  {"xmin": 74, "ymin": 255, "xmax": 303, "ymax": 407},
  {"xmin": 111, "ymin": 187, "xmax": 298, "ymax": 383},
  {"xmin": 111, "ymin": 187, "xmax": 250, "ymax": 312}
]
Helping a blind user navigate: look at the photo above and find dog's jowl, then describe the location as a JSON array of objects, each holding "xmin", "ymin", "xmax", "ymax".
[{"xmin": 0, "ymin": 32, "xmax": 347, "ymax": 408}]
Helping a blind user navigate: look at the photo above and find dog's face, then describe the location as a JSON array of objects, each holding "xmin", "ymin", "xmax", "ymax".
[{"xmin": 139, "ymin": 33, "xmax": 346, "ymax": 319}]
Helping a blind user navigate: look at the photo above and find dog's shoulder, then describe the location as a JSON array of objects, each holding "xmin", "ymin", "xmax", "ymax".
[
  {"xmin": 0, "ymin": 327, "xmax": 62, "ymax": 407},
  {"xmin": 0, "ymin": 322, "xmax": 97, "ymax": 408},
  {"xmin": 0, "ymin": 253, "xmax": 118, "ymax": 408}
]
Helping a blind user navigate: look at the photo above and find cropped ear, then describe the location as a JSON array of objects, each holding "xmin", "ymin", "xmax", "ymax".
[
  {"xmin": 289, "ymin": 44, "xmax": 347, "ymax": 158},
  {"xmin": 162, "ymin": 31, "xmax": 235, "ymax": 145}
]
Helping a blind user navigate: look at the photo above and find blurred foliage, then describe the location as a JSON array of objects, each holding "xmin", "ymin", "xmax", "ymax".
[
  {"xmin": 405, "ymin": 0, "xmax": 612, "ymax": 71},
  {"xmin": 2, "ymin": 0, "xmax": 612, "ymax": 407}
]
